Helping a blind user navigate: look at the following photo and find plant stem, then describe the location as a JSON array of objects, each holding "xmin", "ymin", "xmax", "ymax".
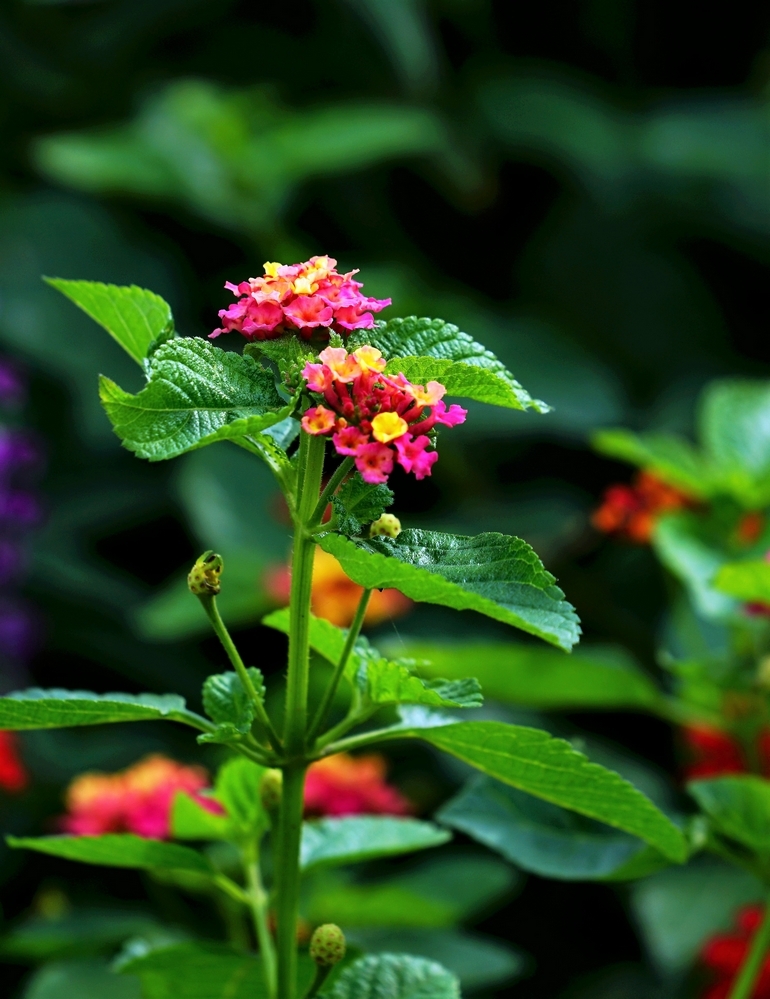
[
  {"xmin": 307, "ymin": 588, "xmax": 372, "ymax": 744},
  {"xmin": 244, "ymin": 849, "xmax": 277, "ymax": 999},
  {"xmin": 302, "ymin": 964, "xmax": 331, "ymax": 999},
  {"xmin": 201, "ymin": 595, "xmax": 282, "ymax": 751},
  {"xmin": 309, "ymin": 457, "xmax": 354, "ymax": 528},
  {"xmin": 274, "ymin": 763, "xmax": 308, "ymax": 999},
  {"xmin": 728, "ymin": 893, "xmax": 770, "ymax": 999}
]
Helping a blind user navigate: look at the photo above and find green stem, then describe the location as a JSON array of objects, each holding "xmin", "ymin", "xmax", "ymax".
[
  {"xmin": 727, "ymin": 892, "xmax": 770, "ymax": 999},
  {"xmin": 309, "ymin": 457, "xmax": 354, "ymax": 529},
  {"xmin": 302, "ymin": 965, "xmax": 331, "ymax": 999},
  {"xmin": 274, "ymin": 763, "xmax": 308, "ymax": 999},
  {"xmin": 201, "ymin": 595, "xmax": 282, "ymax": 751},
  {"xmin": 322, "ymin": 725, "xmax": 405, "ymax": 756},
  {"xmin": 245, "ymin": 849, "xmax": 277, "ymax": 999},
  {"xmin": 307, "ymin": 589, "xmax": 372, "ymax": 744},
  {"xmin": 313, "ymin": 705, "xmax": 378, "ymax": 755}
]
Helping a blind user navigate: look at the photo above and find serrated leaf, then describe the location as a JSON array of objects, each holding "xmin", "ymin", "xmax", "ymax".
[
  {"xmin": 390, "ymin": 641, "xmax": 660, "ymax": 710},
  {"xmin": 301, "ymin": 817, "xmax": 451, "ymax": 871},
  {"xmin": 332, "ymin": 473, "xmax": 394, "ymax": 537},
  {"xmin": 7, "ymin": 835, "xmax": 212, "ymax": 874},
  {"xmin": 363, "ymin": 658, "xmax": 483, "ymax": 709},
  {"xmin": 713, "ymin": 560, "xmax": 770, "ymax": 602},
  {"xmin": 46, "ymin": 278, "xmax": 174, "ymax": 366},
  {"xmin": 320, "ymin": 952, "xmax": 460, "ymax": 999},
  {"xmin": 688, "ymin": 775, "xmax": 770, "ymax": 854},
  {"xmin": 438, "ymin": 775, "xmax": 651, "ymax": 880},
  {"xmin": 373, "ymin": 719, "xmax": 687, "ymax": 861},
  {"xmin": 0, "ymin": 689, "xmax": 207, "ymax": 731},
  {"xmin": 213, "ymin": 757, "xmax": 268, "ymax": 839},
  {"xmin": 318, "ymin": 530, "xmax": 580, "ymax": 651},
  {"xmin": 352, "ymin": 316, "xmax": 548, "ymax": 413},
  {"xmin": 202, "ymin": 669, "xmax": 265, "ymax": 734},
  {"xmin": 592, "ymin": 428, "xmax": 709, "ymax": 497},
  {"xmin": 171, "ymin": 792, "xmax": 230, "ymax": 841},
  {"xmin": 100, "ymin": 338, "xmax": 293, "ymax": 461}
]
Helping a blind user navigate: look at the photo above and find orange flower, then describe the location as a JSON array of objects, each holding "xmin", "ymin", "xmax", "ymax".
[
  {"xmin": 304, "ymin": 753, "xmax": 410, "ymax": 817},
  {"xmin": 592, "ymin": 471, "xmax": 693, "ymax": 543},
  {"xmin": 265, "ymin": 548, "xmax": 411, "ymax": 628}
]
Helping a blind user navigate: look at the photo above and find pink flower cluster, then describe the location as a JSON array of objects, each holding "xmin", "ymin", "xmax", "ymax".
[
  {"xmin": 300, "ymin": 346, "xmax": 467, "ymax": 485},
  {"xmin": 210, "ymin": 256, "xmax": 390, "ymax": 341},
  {"xmin": 304, "ymin": 753, "xmax": 410, "ymax": 817},
  {"xmin": 61, "ymin": 754, "xmax": 221, "ymax": 840}
]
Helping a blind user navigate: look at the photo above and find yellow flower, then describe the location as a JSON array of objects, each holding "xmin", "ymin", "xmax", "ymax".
[{"xmin": 371, "ymin": 412, "xmax": 408, "ymax": 443}]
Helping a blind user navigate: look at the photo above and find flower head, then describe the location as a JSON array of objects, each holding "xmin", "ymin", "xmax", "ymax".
[
  {"xmin": 61, "ymin": 754, "xmax": 221, "ymax": 840},
  {"xmin": 299, "ymin": 346, "xmax": 466, "ymax": 485},
  {"xmin": 592, "ymin": 471, "xmax": 693, "ymax": 543},
  {"xmin": 304, "ymin": 753, "xmax": 410, "ymax": 817},
  {"xmin": 211, "ymin": 257, "xmax": 390, "ymax": 341}
]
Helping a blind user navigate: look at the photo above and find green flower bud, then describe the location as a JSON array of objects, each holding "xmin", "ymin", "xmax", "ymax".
[
  {"xmin": 309, "ymin": 924, "xmax": 346, "ymax": 967},
  {"xmin": 260, "ymin": 768, "xmax": 283, "ymax": 812},
  {"xmin": 187, "ymin": 551, "xmax": 223, "ymax": 597},
  {"xmin": 369, "ymin": 513, "xmax": 401, "ymax": 538}
]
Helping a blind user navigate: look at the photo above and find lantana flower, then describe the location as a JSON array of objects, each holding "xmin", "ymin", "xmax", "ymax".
[
  {"xmin": 300, "ymin": 346, "xmax": 467, "ymax": 485},
  {"xmin": 61, "ymin": 754, "xmax": 221, "ymax": 840},
  {"xmin": 211, "ymin": 256, "xmax": 390, "ymax": 341},
  {"xmin": 304, "ymin": 753, "xmax": 410, "ymax": 817},
  {"xmin": 592, "ymin": 471, "xmax": 693, "ymax": 543}
]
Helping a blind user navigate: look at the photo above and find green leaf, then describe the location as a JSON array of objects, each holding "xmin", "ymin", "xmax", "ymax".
[
  {"xmin": 438, "ymin": 775, "xmax": 653, "ymax": 880},
  {"xmin": 320, "ymin": 953, "xmax": 460, "ymax": 999},
  {"xmin": 171, "ymin": 792, "xmax": 230, "ymax": 841},
  {"xmin": 23, "ymin": 959, "xmax": 142, "ymax": 999},
  {"xmin": 700, "ymin": 380, "xmax": 770, "ymax": 507},
  {"xmin": 7, "ymin": 835, "xmax": 212, "ymax": 874},
  {"xmin": 392, "ymin": 641, "xmax": 660, "ymax": 710},
  {"xmin": 263, "ymin": 608, "xmax": 348, "ymax": 665},
  {"xmin": 652, "ymin": 513, "xmax": 735, "ymax": 620},
  {"xmin": 0, "ymin": 689, "xmax": 207, "ymax": 731},
  {"xmin": 202, "ymin": 669, "xmax": 265, "ymax": 735},
  {"xmin": 100, "ymin": 338, "xmax": 293, "ymax": 461},
  {"xmin": 352, "ymin": 316, "xmax": 548, "ymax": 413},
  {"xmin": 300, "ymin": 817, "xmax": 451, "ymax": 871},
  {"xmin": 0, "ymin": 910, "xmax": 161, "ymax": 961},
  {"xmin": 213, "ymin": 757, "xmax": 268, "ymax": 839},
  {"xmin": 362, "ymin": 658, "xmax": 483, "ymax": 709},
  {"xmin": 384, "ymin": 719, "xmax": 687, "ymax": 861},
  {"xmin": 713, "ymin": 560, "xmax": 770, "ymax": 603},
  {"xmin": 318, "ymin": 530, "xmax": 580, "ymax": 651},
  {"xmin": 45, "ymin": 278, "xmax": 173, "ymax": 366},
  {"xmin": 591, "ymin": 428, "xmax": 709, "ymax": 497},
  {"xmin": 332, "ymin": 473, "xmax": 394, "ymax": 537},
  {"xmin": 688, "ymin": 775, "xmax": 770, "ymax": 853}
]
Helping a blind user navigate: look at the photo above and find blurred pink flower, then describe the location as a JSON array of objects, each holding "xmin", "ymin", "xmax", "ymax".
[{"xmin": 304, "ymin": 753, "xmax": 410, "ymax": 817}]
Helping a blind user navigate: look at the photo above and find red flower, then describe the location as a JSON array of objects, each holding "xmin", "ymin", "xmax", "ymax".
[
  {"xmin": 592, "ymin": 471, "xmax": 693, "ymax": 543},
  {"xmin": 304, "ymin": 753, "xmax": 410, "ymax": 817},
  {"xmin": 701, "ymin": 907, "xmax": 770, "ymax": 998},
  {"xmin": 0, "ymin": 731, "xmax": 28, "ymax": 792}
]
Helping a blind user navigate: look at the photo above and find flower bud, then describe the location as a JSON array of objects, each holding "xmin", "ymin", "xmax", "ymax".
[
  {"xmin": 187, "ymin": 551, "xmax": 223, "ymax": 597},
  {"xmin": 260, "ymin": 768, "xmax": 283, "ymax": 812},
  {"xmin": 369, "ymin": 513, "xmax": 401, "ymax": 538},
  {"xmin": 309, "ymin": 924, "xmax": 346, "ymax": 967}
]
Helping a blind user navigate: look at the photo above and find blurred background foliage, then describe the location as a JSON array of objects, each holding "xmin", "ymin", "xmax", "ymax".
[{"xmin": 1, "ymin": 0, "xmax": 769, "ymax": 997}]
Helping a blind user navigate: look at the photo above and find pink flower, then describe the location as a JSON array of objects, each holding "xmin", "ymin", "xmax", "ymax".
[
  {"xmin": 301, "ymin": 406, "xmax": 337, "ymax": 435},
  {"xmin": 432, "ymin": 400, "xmax": 468, "ymax": 427},
  {"xmin": 304, "ymin": 753, "xmax": 410, "ymax": 817},
  {"xmin": 394, "ymin": 434, "xmax": 438, "ymax": 479},
  {"xmin": 282, "ymin": 295, "xmax": 334, "ymax": 329},
  {"xmin": 302, "ymin": 362, "xmax": 334, "ymax": 394},
  {"xmin": 333, "ymin": 425, "xmax": 370, "ymax": 455},
  {"xmin": 334, "ymin": 306, "xmax": 375, "ymax": 330},
  {"xmin": 355, "ymin": 442, "xmax": 394, "ymax": 484}
]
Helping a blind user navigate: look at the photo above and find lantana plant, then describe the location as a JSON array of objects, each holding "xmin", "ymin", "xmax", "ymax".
[{"xmin": 0, "ymin": 258, "xmax": 692, "ymax": 999}]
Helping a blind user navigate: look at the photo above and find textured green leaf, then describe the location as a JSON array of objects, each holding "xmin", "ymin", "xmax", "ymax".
[
  {"xmin": 438, "ymin": 775, "xmax": 652, "ymax": 880},
  {"xmin": 363, "ymin": 658, "xmax": 482, "ymax": 709},
  {"xmin": 352, "ymin": 316, "xmax": 548, "ymax": 413},
  {"xmin": 100, "ymin": 338, "xmax": 292, "ymax": 461},
  {"xmin": 202, "ymin": 669, "xmax": 265, "ymax": 735},
  {"xmin": 45, "ymin": 278, "xmax": 173, "ymax": 366},
  {"xmin": 171, "ymin": 792, "xmax": 229, "ymax": 841},
  {"xmin": 7, "ymin": 835, "xmax": 211, "ymax": 874},
  {"xmin": 379, "ymin": 719, "xmax": 686, "ymax": 861},
  {"xmin": 393, "ymin": 641, "xmax": 659, "ymax": 710},
  {"xmin": 688, "ymin": 775, "xmax": 770, "ymax": 853},
  {"xmin": 713, "ymin": 560, "xmax": 770, "ymax": 602},
  {"xmin": 332, "ymin": 473, "xmax": 394, "ymax": 537},
  {"xmin": 700, "ymin": 380, "xmax": 770, "ymax": 506},
  {"xmin": 320, "ymin": 953, "xmax": 460, "ymax": 999},
  {"xmin": 592, "ymin": 428, "xmax": 708, "ymax": 497},
  {"xmin": 300, "ymin": 817, "xmax": 451, "ymax": 871},
  {"xmin": 318, "ymin": 530, "xmax": 580, "ymax": 651},
  {"xmin": 23, "ymin": 959, "xmax": 142, "ymax": 999},
  {"xmin": 0, "ymin": 689, "xmax": 207, "ymax": 731}
]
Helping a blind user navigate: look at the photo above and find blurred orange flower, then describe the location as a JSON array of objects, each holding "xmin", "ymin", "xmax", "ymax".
[
  {"xmin": 304, "ymin": 752, "xmax": 410, "ymax": 817},
  {"xmin": 265, "ymin": 548, "xmax": 411, "ymax": 627},
  {"xmin": 592, "ymin": 471, "xmax": 693, "ymax": 543}
]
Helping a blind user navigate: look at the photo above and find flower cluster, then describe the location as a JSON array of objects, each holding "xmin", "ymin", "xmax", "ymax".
[
  {"xmin": 683, "ymin": 724, "xmax": 770, "ymax": 780},
  {"xmin": 592, "ymin": 471, "xmax": 693, "ymax": 543},
  {"xmin": 701, "ymin": 906, "xmax": 770, "ymax": 998},
  {"xmin": 304, "ymin": 753, "xmax": 410, "ymax": 817},
  {"xmin": 61, "ymin": 754, "xmax": 220, "ymax": 839},
  {"xmin": 300, "ymin": 346, "xmax": 466, "ymax": 485},
  {"xmin": 266, "ymin": 548, "xmax": 410, "ymax": 628},
  {"xmin": 211, "ymin": 256, "xmax": 390, "ymax": 341}
]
